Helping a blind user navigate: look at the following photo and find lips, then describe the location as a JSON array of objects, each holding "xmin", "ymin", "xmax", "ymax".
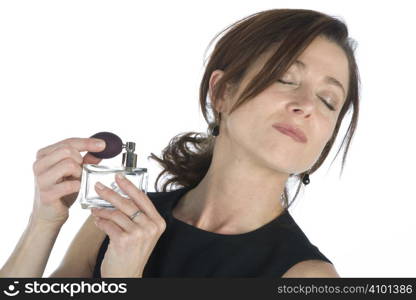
[{"xmin": 272, "ymin": 123, "xmax": 308, "ymax": 143}]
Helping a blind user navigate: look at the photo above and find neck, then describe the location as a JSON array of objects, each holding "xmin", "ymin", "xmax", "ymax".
[{"xmin": 172, "ymin": 137, "xmax": 287, "ymax": 235}]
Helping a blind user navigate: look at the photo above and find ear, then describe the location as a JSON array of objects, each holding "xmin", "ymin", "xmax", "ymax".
[{"xmin": 209, "ymin": 69, "xmax": 232, "ymax": 116}]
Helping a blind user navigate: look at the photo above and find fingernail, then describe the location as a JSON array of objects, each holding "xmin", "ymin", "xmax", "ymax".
[
  {"xmin": 116, "ymin": 173, "xmax": 125, "ymax": 180},
  {"xmin": 95, "ymin": 140, "xmax": 106, "ymax": 148},
  {"xmin": 95, "ymin": 181, "xmax": 105, "ymax": 190}
]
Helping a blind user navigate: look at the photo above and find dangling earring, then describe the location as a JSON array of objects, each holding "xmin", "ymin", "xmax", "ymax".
[
  {"xmin": 302, "ymin": 172, "xmax": 310, "ymax": 185},
  {"xmin": 211, "ymin": 124, "xmax": 220, "ymax": 136}
]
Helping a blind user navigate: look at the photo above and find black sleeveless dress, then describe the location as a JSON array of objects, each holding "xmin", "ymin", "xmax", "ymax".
[{"xmin": 92, "ymin": 186, "xmax": 332, "ymax": 277}]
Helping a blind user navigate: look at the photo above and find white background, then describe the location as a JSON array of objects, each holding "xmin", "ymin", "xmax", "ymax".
[{"xmin": 0, "ymin": 0, "xmax": 415, "ymax": 277}]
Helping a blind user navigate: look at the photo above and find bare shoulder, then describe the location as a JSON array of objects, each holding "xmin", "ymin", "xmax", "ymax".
[{"xmin": 281, "ymin": 259, "xmax": 340, "ymax": 278}]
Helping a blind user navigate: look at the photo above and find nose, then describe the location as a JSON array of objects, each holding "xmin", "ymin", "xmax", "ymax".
[{"xmin": 288, "ymin": 85, "xmax": 315, "ymax": 116}]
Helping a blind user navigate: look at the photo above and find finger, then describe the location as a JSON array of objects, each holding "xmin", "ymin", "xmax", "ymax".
[
  {"xmin": 82, "ymin": 152, "xmax": 103, "ymax": 165},
  {"xmin": 94, "ymin": 216, "xmax": 124, "ymax": 240},
  {"xmin": 37, "ymin": 158, "xmax": 83, "ymax": 189},
  {"xmin": 36, "ymin": 137, "xmax": 106, "ymax": 160},
  {"xmin": 91, "ymin": 208, "xmax": 137, "ymax": 233},
  {"xmin": 46, "ymin": 179, "xmax": 81, "ymax": 202},
  {"xmin": 113, "ymin": 173, "xmax": 163, "ymax": 223},
  {"xmin": 33, "ymin": 145, "xmax": 83, "ymax": 175},
  {"xmin": 94, "ymin": 180, "xmax": 145, "ymax": 221}
]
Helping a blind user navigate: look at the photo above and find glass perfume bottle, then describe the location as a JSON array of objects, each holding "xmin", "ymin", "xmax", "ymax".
[{"xmin": 77, "ymin": 132, "xmax": 148, "ymax": 209}]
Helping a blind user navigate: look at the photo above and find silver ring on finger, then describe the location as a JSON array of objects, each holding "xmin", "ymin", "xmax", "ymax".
[{"xmin": 129, "ymin": 209, "xmax": 142, "ymax": 221}]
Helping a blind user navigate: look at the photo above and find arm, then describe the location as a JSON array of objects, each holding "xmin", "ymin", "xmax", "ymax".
[
  {"xmin": 48, "ymin": 214, "xmax": 106, "ymax": 278},
  {"xmin": 0, "ymin": 214, "xmax": 64, "ymax": 277},
  {"xmin": 281, "ymin": 259, "xmax": 340, "ymax": 278}
]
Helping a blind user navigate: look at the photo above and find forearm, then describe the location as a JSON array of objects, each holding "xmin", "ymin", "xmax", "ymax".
[{"xmin": 0, "ymin": 214, "xmax": 64, "ymax": 277}]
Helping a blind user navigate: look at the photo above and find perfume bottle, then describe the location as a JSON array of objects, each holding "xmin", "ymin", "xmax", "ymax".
[{"xmin": 77, "ymin": 131, "xmax": 148, "ymax": 209}]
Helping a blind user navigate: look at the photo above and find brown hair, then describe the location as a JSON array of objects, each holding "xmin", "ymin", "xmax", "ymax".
[{"xmin": 148, "ymin": 8, "xmax": 360, "ymax": 209}]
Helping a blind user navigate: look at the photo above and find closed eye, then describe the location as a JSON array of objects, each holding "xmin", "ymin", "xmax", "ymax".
[
  {"xmin": 277, "ymin": 79, "xmax": 294, "ymax": 85},
  {"xmin": 318, "ymin": 96, "xmax": 336, "ymax": 111},
  {"xmin": 277, "ymin": 79, "xmax": 336, "ymax": 111}
]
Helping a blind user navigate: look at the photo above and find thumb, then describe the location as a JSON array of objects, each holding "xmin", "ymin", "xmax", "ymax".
[{"xmin": 82, "ymin": 152, "xmax": 103, "ymax": 165}]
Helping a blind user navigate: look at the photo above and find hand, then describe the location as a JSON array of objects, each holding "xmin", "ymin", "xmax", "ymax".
[
  {"xmin": 91, "ymin": 173, "xmax": 167, "ymax": 278},
  {"xmin": 31, "ymin": 137, "xmax": 106, "ymax": 226}
]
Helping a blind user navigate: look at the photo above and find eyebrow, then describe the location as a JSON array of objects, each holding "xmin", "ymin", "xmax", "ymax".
[{"xmin": 293, "ymin": 60, "xmax": 346, "ymax": 98}]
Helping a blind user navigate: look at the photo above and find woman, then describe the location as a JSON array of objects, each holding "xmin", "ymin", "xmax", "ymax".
[
  {"xmin": 93, "ymin": 8, "xmax": 360, "ymax": 277},
  {"xmin": 0, "ymin": 8, "xmax": 359, "ymax": 278}
]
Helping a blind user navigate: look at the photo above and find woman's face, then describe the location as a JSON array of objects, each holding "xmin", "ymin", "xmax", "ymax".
[{"xmin": 211, "ymin": 36, "xmax": 349, "ymax": 175}]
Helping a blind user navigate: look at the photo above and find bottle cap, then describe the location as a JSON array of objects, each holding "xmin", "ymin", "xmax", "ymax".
[{"xmin": 88, "ymin": 131, "xmax": 123, "ymax": 159}]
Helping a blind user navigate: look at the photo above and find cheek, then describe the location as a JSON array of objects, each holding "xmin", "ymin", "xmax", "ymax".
[
  {"xmin": 227, "ymin": 114, "xmax": 258, "ymax": 143},
  {"xmin": 314, "ymin": 127, "xmax": 335, "ymax": 156},
  {"xmin": 326, "ymin": 120, "xmax": 338, "ymax": 142},
  {"xmin": 226, "ymin": 101, "xmax": 263, "ymax": 133}
]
